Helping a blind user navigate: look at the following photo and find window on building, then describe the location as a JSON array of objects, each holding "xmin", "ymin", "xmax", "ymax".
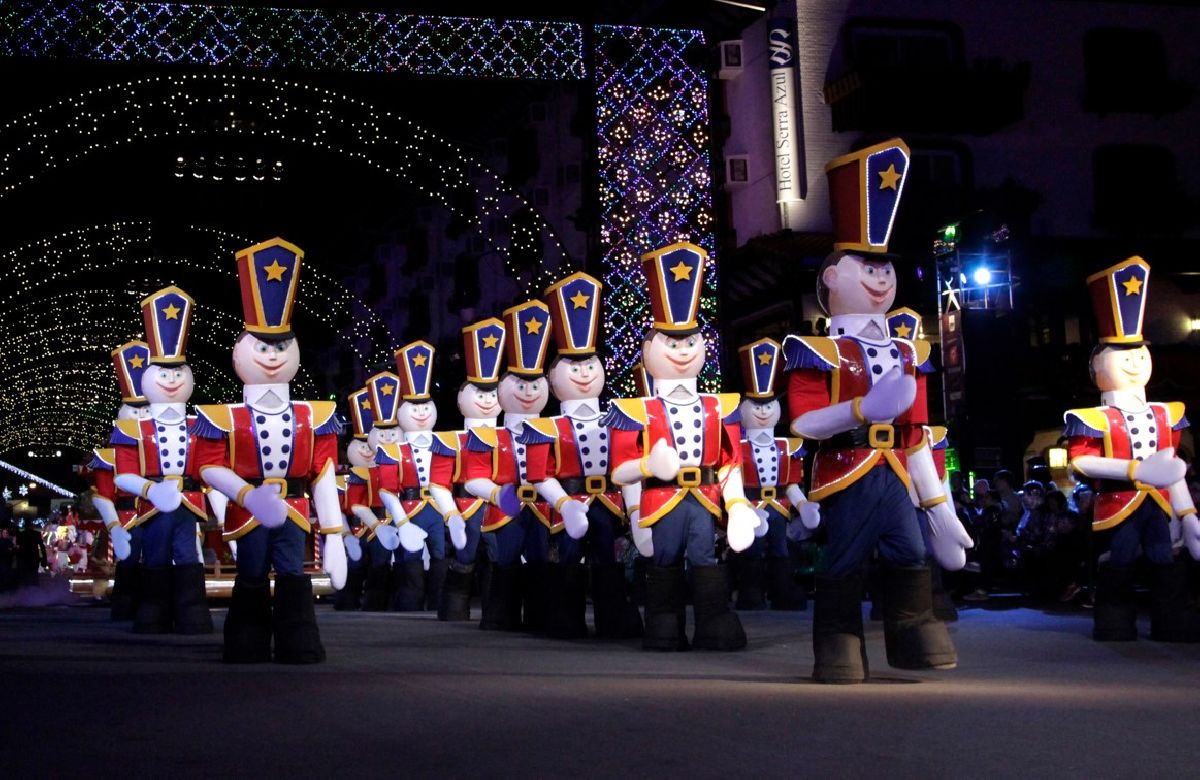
[
  {"xmin": 845, "ymin": 19, "xmax": 962, "ymax": 72},
  {"xmin": 1092, "ymin": 144, "xmax": 1179, "ymax": 232},
  {"xmin": 1083, "ymin": 28, "xmax": 1179, "ymax": 114},
  {"xmin": 907, "ymin": 144, "xmax": 971, "ymax": 191}
]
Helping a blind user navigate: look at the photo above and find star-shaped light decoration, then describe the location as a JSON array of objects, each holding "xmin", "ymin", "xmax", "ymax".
[
  {"xmin": 525, "ymin": 318, "xmax": 543, "ymax": 335},
  {"xmin": 878, "ymin": 164, "xmax": 901, "ymax": 190},
  {"xmin": 1122, "ymin": 274, "xmax": 1143, "ymax": 296},
  {"xmin": 128, "ymin": 355, "xmax": 145, "ymax": 369},
  {"xmin": 2, "ymin": 487, "xmax": 10, "ymax": 500},
  {"xmin": 412, "ymin": 353, "xmax": 428, "ymax": 367},
  {"xmin": 18, "ymin": 485, "xmax": 28, "ymax": 497},
  {"xmin": 162, "ymin": 303, "xmax": 181, "ymax": 320},
  {"xmin": 894, "ymin": 323, "xmax": 913, "ymax": 338},
  {"xmin": 570, "ymin": 291, "xmax": 590, "ymax": 309},
  {"xmin": 482, "ymin": 335, "xmax": 499, "ymax": 349},
  {"xmin": 669, "ymin": 261, "xmax": 692, "ymax": 282},
  {"xmin": 264, "ymin": 260, "xmax": 288, "ymax": 281}
]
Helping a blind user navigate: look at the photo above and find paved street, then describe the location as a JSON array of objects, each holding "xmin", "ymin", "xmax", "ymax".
[{"xmin": 2, "ymin": 590, "xmax": 1198, "ymax": 778}]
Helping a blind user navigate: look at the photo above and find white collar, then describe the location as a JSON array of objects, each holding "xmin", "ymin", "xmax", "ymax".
[
  {"xmin": 1101, "ymin": 390, "xmax": 1149, "ymax": 413},
  {"xmin": 463, "ymin": 417, "xmax": 498, "ymax": 430},
  {"xmin": 746, "ymin": 428, "xmax": 775, "ymax": 445},
  {"xmin": 404, "ymin": 431, "xmax": 433, "ymax": 448},
  {"xmin": 149, "ymin": 403, "xmax": 187, "ymax": 423},
  {"xmin": 504, "ymin": 413, "xmax": 536, "ymax": 432},
  {"xmin": 243, "ymin": 383, "xmax": 291, "ymax": 413},
  {"xmin": 828, "ymin": 313, "xmax": 890, "ymax": 343},
  {"xmin": 560, "ymin": 398, "xmax": 601, "ymax": 420},
  {"xmin": 655, "ymin": 377, "xmax": 698, "ymax": 403}
]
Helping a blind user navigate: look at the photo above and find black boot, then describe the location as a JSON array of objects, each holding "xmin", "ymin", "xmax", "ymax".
[
  {"xmin": 438, "ymin": 562, "xmax": 474, "ymax": 621},
  {"xmin": 110, "ymin": 561, "xmax": 140, "ymax": 621},
  {"xmin": 392, "ymin": 560, "xmax": 427, "ymax": 612},
  {"xmin": 480, "ymin": 564, "xmax": 520, "ymax": 631},
  {"xmin": 733, "ymin": 554, "xmax": 768, "ymax": 610},
  {"xmin": 546, "ymin": 562, "xmax": 589, "ymax": 639},
  {"xmin": 881, "ymin": 565, "xmax": 957, "ymax": 670},
  {"xmin": 768, "ymin": 557, "xmax": 807, "ymax": 611},
  {"xmin": 132, "ymin": 566, "xmax": 173, "ymax": 634},
  {"xmin": 930, "ymin": 564, "xmax": 959, "ymax": 623},
  {"xmin": 223, "ymin": 576, "xmax": 272, "ymax": 663},
  {"xmin": 1149, "ymin": 561, "xmax": 1200, "ymax": 642},
  {"xmin": 691, "ymin": 565, "xmax": 747, "ymax": 650},
  {"xmin": 591, "ymin": 562, "xmax": 643, "ymax": 639},
  {"xmin": 1094, "ymin": 562, "xmax": 1137, "ymax": 641},
  {"xmin": 362, "ymin": 564, "xmax": 391, "ymax": 611},
  {"xmin": 520, "ymin": 561, "xmax": 549, "ymax": 633},
  {"xmin": 642, "ymin": 565, "xmax": 689, "ymax": 651},
  {"xmin": 629, "ymin": 555, "xmax": 647, "ymax": 606},
  {"xmin": 172, "ymin": 563, "xmax": 213, "ymax": 634},
  {"xmin": 334, "ymin": 565, "xmax": 366, "ymax": 611},
  {"xmin": 812, "ymin": 574, "xmax": 868, "ymax": 684},
  {"xmin": 425, "ymin": 558, "xmax": 448, "ymax": 612},
  {"xmin": 272, "ymin": 574, "xmax": 325, "ymax": 664}
]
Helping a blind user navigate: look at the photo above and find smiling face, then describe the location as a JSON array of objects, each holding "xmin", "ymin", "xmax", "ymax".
[
  {"xmin": 458, "ymin": 382, "xmax": 500, "ymax": 420},
  {"xmin": 398, "ymin": 400, "xmax": 437, "ymax": 432},
  {"xmin": 232, "ymin": 332, "xmax": 300, "ymax": 385},
  {"xmin": 1092, "ymin": 345, "xmax": 1152, "ymax": 393},
  {"xmin": 499, "ymin": 373, "xmax": 549, "ymax": 415},
  {"xmin": 346, "ymin": 438, "xmax": 376, "ymax": 468},
  {"xmin": 366, "ymin": 425, "xmax": 401, "ymax": 452},
  {"xmin": 738, "ymin": 398, "xmax": 781, "ymax": 431},
  {"xmin": 116, "ymin": 403, "xmax": 152, "ymax": 420},
  {"xmin": 643, "ymin": 330, "xmax": 706, "ymax": 381},
  {"xmin": 140, "ymin": 363, "xmax": 194, "ymax": 404},
  {"xmin": 823, "ymin": 253, "xmax": 897, "ymax": 316},
  {"xmin": 548, "ymin": 355, "xmax": 605, "ymax": 401}
]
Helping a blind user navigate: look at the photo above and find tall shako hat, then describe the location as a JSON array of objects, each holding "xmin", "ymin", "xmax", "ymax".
[
  {"xmin": 140, "ymin": 286, "xmax": 194, "ymax": 366},
  {"xmin": 1086, "ymin": 256, "xmax": 1150, "ymax": 346},
  {"xmin": 544, "ymin": 272, "xmax": 603, "ymax": 359},
  {"xmin": 347, "ymin": 387, "xmax": 374, "ymax": 441},
  {"xmin": 112, "ymin": 340, "xmax": 151, "ymax": 404},
  {"xmin": 825, "ymin": 138, "xmax": 910, "ymax": 256},
  {"xmin": 395, "ymin": 341, "xmax": 435, "ymax": 401},
  {"xmin": 632, "ymin": 361, "xmax": 653, "ymax": 398},
  {"xmin": 738, "ymin": 338, "xmax": 783, "ymax": 400},
  {"xmin": 886, "ymin": 307, "xmax": 922, "ymax": 340},
  {"xmin": 640, "ymin": 241, "xmax": 707, "ymax": 336},
  {"xmin": 462, "ymin": 318, "xmax": 506, "ymax": 386},
  {"xmin": 236, "ymin": 237, "xmax": 303, "ymax": 340},
  {"xmin": 502, "ymin": 300, "xmax": 552, "ymax": 377},
  {"xmin": 366, "ymin": 371, "xmax": 402, "ymax": 428}
]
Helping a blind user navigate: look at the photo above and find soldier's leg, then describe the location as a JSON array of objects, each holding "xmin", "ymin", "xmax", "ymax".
[
  {"xmin": 270, "ymin": 522, "xmax": 324, "ymax": 664},
  {"xmin": 169, "ymin": 511, "xmax": 212, "ymax": 634},
  {"xmin": 224, "ymin": 526, "xmax": 272, "ymax": 663},
  {"xmin": 686, "ymin": 498, "xmax": 745, "ymax": 650},
  {"xmin": 644, "ymin": 510, "xmax": 690, "ymax": 651},
  {"xmin": 1094, "ymin": 512, "xmax": 1143, "ymax": 641},
  {"xmin": 414, "ymin": 505, "xmax": 447, "ymax": 611},
  {"xmin": 732, "ymin": 531, "xmax": 768, "ymax": 611},
  {"xmin": 588, "ymin": 504, "xmax": 643, "ymax": 639},
  {"xmin": 362, "ymin": 534, "xmax": 392, "ymax": 612},
  {"xmin": 480, "ymin": 519, "xmax": 526, "ymax": 631},
  {"xmin": 1142, "ymin": 507, "xmax": 1200, "ymax": 642},
  {"xmin": 132, "ymin": 516, "xmax": 173, "ymax": 634},
  {"xmin": 439, "ymin": 513, "xmax": 479, "ymax": 621},
  {"xmin": 110, "ymin": 523, "xmax": 143, "ymax": 621},
  {"xmin": 765, "ymin": 508, "xmax": 805, "ymax": 610},
  {"xmin": 546, "ymin": 525, "xmax": 588, "ymax": 639}
]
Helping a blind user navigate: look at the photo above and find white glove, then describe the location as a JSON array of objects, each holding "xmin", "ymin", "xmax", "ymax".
[
  {"xmin": 344, "ymin": 533, "xmax": 362, "ymax": 562},
  {"xmin": 645, "ymin": 438, "xmax": 680, "ymax": 482},
  {"xmin": 397, "ymin": 521, "xmax": 429, "ymax": 553},
  {"xmin": 448, "ymin": 512, "xmax": 467, "ymax": 550},
  {"xmin": 797, "ymin": 500, "xmax": 821, "ymax": 530},
  {"xmin": 374, "ymin": 523, "xmax": 401, "ymax": 551},
  {"xmin": 323, "ymin": 533, "xmax": 347, "ymax": 590},
  {"xmin": 561, "ymin": 499, "xmax": 590, "ymax": 540},
  {"xmin": 786, "ymin": 518, "xmax": 813, "ymax": 542},
  {"xmin": 726, "ymin": 501, "xmax": 759, "ymax": 553},
  {"xmin": 858, "ymin": 367, "xmax": 916, "ymax": 422},
  {"xmin": 1133, "ymin": 448, "xmax": 1187, "ymax": 489},
  {"xmin": 111, "ymin": 525, "xmax": 132, "ymax": 561},
  {"xmin": 629, "ymin": 509, "xmax": 654, "ymax": 557},
  {"xmin": 752, "ymin": 506, "xmax": 770, "ymax": 538},
  {"xmin": 146, "ymin": 481, "xmax": 182, "ymax": 513},
  {"xmin": 242, "ymin": 484, "xmax": 288, "ymax": 529},
  {"xmin": 925, "ymin": 500, "xmax": 974, "ymax": 571},
  {"xmin": 1183, "ymin": 514, "xmax": 1200, "ymax": 561}
]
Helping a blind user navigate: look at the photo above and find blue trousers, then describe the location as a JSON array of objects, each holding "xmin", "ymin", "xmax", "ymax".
[
  {"xmin": 402, "ymin": 504, "xmax": 446, "ymax": 563},
  {"xmin": 557, "ymin": 501, "xmax": 622, "ymax": 565},
  {"xmin": 140, "ymin": 507, "xmax": 201, "ymax": 568},
  {"xmin": 121, "ymin": 523, "xmax": 145, "ymax": 565},
  {"xmin": 454, "ymin": 511, "xmax": 484, "ymax": 566},
  {"xmin": 367, "ymin": 535, "xmax": 393, "ymax": 569},
  {"xmin": 819, "ymin": 467, "xmax": 926, "ymax": 577},
  {"xmin": 743, "ymin": 507, "xmax": 789, "ymax": 560},
  {"xmin": 483, "ymin": 508, "xmax": 547, "ymax": 567},
  {"xmin": 650, "ymin": 493, "xmax": 718, "ymax": 568},
  {"xmin": 234, "ymin": 521, "xmax": 307, "ymax": 578},
  {"xmin": 1105, "ymin": 500, "xmax": 1173, "ymax": 566}
]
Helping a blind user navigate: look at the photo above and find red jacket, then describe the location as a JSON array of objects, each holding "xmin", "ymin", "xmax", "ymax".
[
  {"xmin": 520, "ymin": 415, "xmax": 624, "ymax": 532},
  {"xmin": 739, "ymin": 436, "xmax": 805, "ymax": 516},
  {"xmin": 110, "ymin": 416, "xmax": 207, "ymax": 527}
]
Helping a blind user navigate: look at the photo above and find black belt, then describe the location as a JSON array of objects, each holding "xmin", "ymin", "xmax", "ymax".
[
  {"xmin": 823, "ymin": 424, "xmax": 903, "ymax": 450},
  {"xmin": 115, "ymin": 497, "xmax": 137, "ymax": 511},
  {"xmin": 401, "ymin": 487, "xmax": 432, "ymax": 501},
  {"xmin": 1093, "ymin": 479, "xmax": 1153, "ymax": 493},
  {"xmin": 745, "ymin": 486, "xmax": 779, "ymax": 501},
  {"xmin": 151, "ymin": 476, "xmax": 201, "ymax": 491},
  {"xmin": 246, "ymin": 477, "xmax": 307, "ymax": 498},
  {"xmin": 644, "ymin": 466, "xmax": 718, "ymax": 490},
  {"xmin": 559, "ymin": 476, "xmax": 611, "ymax": 496},
  {"xmin": 452, "ymin": 485, "xmax": 474, "ymax": 500}
]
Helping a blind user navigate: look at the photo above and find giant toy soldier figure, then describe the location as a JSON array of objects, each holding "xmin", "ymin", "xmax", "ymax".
[
  {"xmin": 195, "ymin": 238, "xmax": 346, "ymax": 664},
  {"xmin": 1064, "ymin": 256, "xmax": 1199, "ymax": 641},
  {"xmin": 110, "ymin": 288, "xmax": 213, "ymax": 635},
  {"xmin": 521, "ymin": 272, "xmax": 643, "ymax": 639},
  {"xmin": 730, "ymin": 338, "xmax": 816, "ymax": 611},
  {"xmin": 607, "ymin": 242, "xmax": 761, "ymax": 651},
  {"xmin": 333, "ymin": 386, "xmax": 378, "ymax": 611},
  {"xmin": 429, "ymin": 318, "xmax": 507, "ymax": 621},
  {"xmin": 784, "ymin": 139, "xmax": 971, "ymax": 683}
]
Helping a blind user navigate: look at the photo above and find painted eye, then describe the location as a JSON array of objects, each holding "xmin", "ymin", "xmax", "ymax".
[
  {"xmin": 255, "ymin": 342, "xmax": 269, "ymax": 354},
  {"xmin": 686, "ymin": 336, "xmax": 697, "ymax": 347},
  {"xmin": 865, "ymin": 266, "xmax": 876, "ymax": 275}
]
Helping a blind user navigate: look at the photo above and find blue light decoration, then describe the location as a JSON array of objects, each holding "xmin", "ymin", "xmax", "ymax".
[{"xmin": 0, "ymin": 2, "xmax": 720, "ymax": 401}]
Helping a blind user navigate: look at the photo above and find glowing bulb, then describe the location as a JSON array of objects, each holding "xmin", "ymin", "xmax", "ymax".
[{"xmin": 972, "ymin": 267, "xmax": 992, "ymax": 286}]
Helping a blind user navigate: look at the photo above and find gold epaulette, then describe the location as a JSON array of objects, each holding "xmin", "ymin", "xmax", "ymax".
[
  {"xmin": 195, "ymin": 404, "xmax": 234, "ymax": 433},
  {"xmin": 914, "ymin": 339, "xmax": 932, "ymax": 366},
  {"xmin": 716, "ymin": 392, "xmax": 740, "ymax": 420},
  {"xmin": 308, "ymin": 400, "xmax": 337, "ymax": 428},
  {"xmin": 468, "ymin": 426, "xmax": 499, "ymax": 449},
  {"xmin": 525, "ymin": 417, "xmax": 560, "ymax": 440},
  {"xmin": 611, "ymin": 398, "xmax": 649, "ymax": 427}
]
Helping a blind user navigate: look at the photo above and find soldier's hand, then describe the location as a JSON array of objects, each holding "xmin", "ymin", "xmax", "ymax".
[
  {"xmin": 646, "ymin": 438, "xmax": 680, "ymax": 482},
  {"xmin": 343, "ymin": 533, "xmax": 362, "ymax": 562},
  {"xmin": 561, "ymin": 499, "xmax": 590, "ymax": 540},
  {"xmin": 726, "ymin": 501, "xmax": 759, "ymax": 552},
  {"xmin": 111, "ymin": 525, "xmax": 132, "ymax": 561},
  {"xmin": 925, "ymin": 500, "xmax": 973, "ymax": 571},
  {"xmin": 146, "ymin": 480, "xmax": 183, "ymax": 513},
  {"xmin": 797, "ymin": 500, "xmax": 821, "ymax": 531},
  {"xmin": 397, "ymin": 521, "xmax": 428, "ymax": 553},
  {"xmin": 242, "ymin": 483, "xmax": 288, "ymax": 528},
  {"xmin": 375, "ymin": 523, "xmax": 401, "ymax": 551},
  {"xmin": 447, "ymin": 512, "xmax": 468, "ymax": 550},
  {"xmin": 858, "ymin": 367, "xmax": 916, "ymax": 423},
  {"xmin": 629, "ymin": 509, "xmax": 654, "ymax": 557},
  {"xmin": 323, "ymin": 533, "xmax": 347, "ymax": 590},
  {"xmin": 753, "ymin": 506, "xmax": 770, "ymax": 538},
  {"xmin": 1132, "ymin": 448, "xmax": 1186, "ymax": 488}
]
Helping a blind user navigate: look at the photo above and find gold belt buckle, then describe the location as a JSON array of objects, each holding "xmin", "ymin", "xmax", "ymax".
[
  {"xmin": 585, "ymin": 475, "xmax": 607, "ymax": 495},
  {"xmin": 760, "ymin": 486, "xmax": 776, "ymax": 501},
  {"xmin": 517, "ymin": 485, "xmax": 537, "ymax": 503},
  {"xmin": 162, "ymin": 475, "xmax": 184, "ymax": 490},
  {"xmin": 868, "ymin": 424, "xmax": 894, "ymax": 449},
  {"xmin": 263, "ymin": 476, "xmax": 289, "ymax": 499},
  {"xmin": 677, "ymin": 467, "xmax": 702, "ymax": 488},
  {"xmin": 420, "ymin": 487, "xmax": 431, "ymax": 500}
]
